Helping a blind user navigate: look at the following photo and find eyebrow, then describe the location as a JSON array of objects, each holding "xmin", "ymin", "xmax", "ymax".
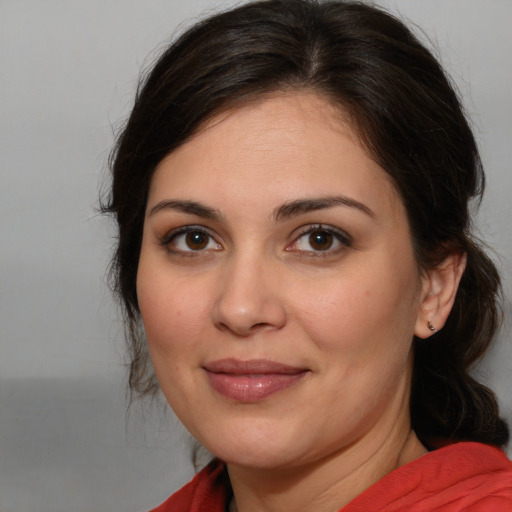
[
  {"xmin": 274, "ymin": 196, "xmax": 375, "ymax": 221},
  {"xmin": 148, "ymin": 199, "xmax": 223, "ymax": 221},
  {"xmin": 148, "ymin": 195, "xmax": 374, "ymax": 222}
]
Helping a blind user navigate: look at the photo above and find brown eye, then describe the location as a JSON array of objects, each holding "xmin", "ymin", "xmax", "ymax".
[
  {"xmin": 308, "ymin": 230, "xmax": 334, "ymax": 251},
  {"xmin": 288, "ymin": 225, "xmax": 351, "ymax": 254},
  {"xmin": 185, "ymin": 231, "xmax": 209, "ymax": 250},
  {"xmin": 165, "ymin": 228, "xmax": 221, "ymax": 253}
]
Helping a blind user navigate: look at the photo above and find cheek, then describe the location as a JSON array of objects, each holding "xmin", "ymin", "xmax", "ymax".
[
  {"xmin": 136, "ymin": 269, "xmax": 217, "ymax": 415},
  {"xmin": 290, "ymin": 258, "xmax": 420, "ymax": 358},
  {"xmin": 136, "ymin": 263, "xmax": 212, "ymax": 359}
]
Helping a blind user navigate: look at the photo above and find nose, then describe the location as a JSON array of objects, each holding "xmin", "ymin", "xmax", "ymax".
[{"xmin": 211, "ymin": 254, "xmax": 287, "ymax": 337}]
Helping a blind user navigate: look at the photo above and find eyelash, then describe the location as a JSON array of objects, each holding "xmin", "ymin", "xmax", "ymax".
[
  {"xmin": 159, "ymin": 224, "xmax": 352, "ymax": 256},
  {"xmin": 288, "ymin": 224, "xmax": 352, "ymax": 255},
  {"xmin": 160, "ymin": 226, "xmax": 221, "ymax": 254}
]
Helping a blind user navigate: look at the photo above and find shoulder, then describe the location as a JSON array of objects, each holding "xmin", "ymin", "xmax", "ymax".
[
  {"xmin": 147, "ymin": 444, "xmax": 512, "ymax": 512},
  {"xmin": 342, "ymin": 442, "xmax": 512, "ymax": 511},
  {"xmin": 147, "ymin": 459, "xmax": 229, "ymax": 512}
]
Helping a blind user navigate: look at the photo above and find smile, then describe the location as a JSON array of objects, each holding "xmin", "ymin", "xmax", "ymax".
[{"xmin": 203, "ymin": 359, "xmax": 309, "ymax": 402}]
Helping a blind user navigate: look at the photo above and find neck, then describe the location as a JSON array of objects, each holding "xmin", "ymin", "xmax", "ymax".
[{"xmin": 227, "ymin": 405, "xmax": 426, "ymax": 512}]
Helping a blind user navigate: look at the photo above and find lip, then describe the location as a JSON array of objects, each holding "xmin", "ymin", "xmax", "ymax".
[{"xmin": 203, "ymin": 358, "xmax": 309, "ymax": 402}]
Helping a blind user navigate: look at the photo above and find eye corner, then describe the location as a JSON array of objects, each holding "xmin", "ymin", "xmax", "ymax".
[
  {"xmin": 287, "ymin": 224, "xmax": 352, "ymax": 255},
  {"xmin": 159, "ymin": 225, "xmax": 223, "ymax": 255}
]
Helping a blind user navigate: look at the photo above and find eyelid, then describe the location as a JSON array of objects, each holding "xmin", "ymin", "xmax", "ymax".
[
  {"xmin": 287, "ymin": 224, "xmax": 352, "ymax": 253},
  {"xmin": 159, "ymin": 225, "xmax": 222, "ymax": 253}
]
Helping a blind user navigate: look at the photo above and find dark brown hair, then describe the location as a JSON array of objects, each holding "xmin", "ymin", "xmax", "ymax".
[{"xmin": 103, "ymin": 0, "xmax": 509, "ymax": 447}]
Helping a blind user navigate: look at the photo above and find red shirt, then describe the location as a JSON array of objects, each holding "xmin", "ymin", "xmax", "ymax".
[{"xmin": 149, "ymin": 442, "xmax": 512, "ymax": 511}]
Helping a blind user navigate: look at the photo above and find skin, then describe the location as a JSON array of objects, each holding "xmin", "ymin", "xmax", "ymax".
[{"xmin": 137, "ymin": 93, "xmax": 464, "ymax": 512}]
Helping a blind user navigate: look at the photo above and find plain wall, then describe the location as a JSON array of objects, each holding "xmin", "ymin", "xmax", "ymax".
[{"xmin": 1, "ymin": 1, "xmax": 510, "ymax": 511}]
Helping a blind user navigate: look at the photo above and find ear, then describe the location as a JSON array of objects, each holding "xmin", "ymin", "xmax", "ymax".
[{"xmin": 414, "ymin": 252, "xmax": 467, "ymax": 339}]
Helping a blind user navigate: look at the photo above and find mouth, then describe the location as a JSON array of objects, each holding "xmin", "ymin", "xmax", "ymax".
[{"xmin": 203, "ymin": 358, "xmax": 309, "ymax": 402}]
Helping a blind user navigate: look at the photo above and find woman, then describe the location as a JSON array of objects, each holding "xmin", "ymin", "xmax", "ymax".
[{"xmin": 103, "ymin": 0, "xmax": 512, "ymax": 510}]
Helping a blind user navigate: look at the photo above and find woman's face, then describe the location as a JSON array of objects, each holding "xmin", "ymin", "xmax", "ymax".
[{"xmin": 137, "ymin": 93, "xmax": 430, "ymax": 470}]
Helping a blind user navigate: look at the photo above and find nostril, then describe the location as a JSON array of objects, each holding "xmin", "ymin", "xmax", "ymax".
[
  {"xmin": 214, "ymin": 318, "xmax": 281, "ymax": 337},
  {"xmin": 251, "ymin": 322, "xmax": 268, "ymax": 329}
]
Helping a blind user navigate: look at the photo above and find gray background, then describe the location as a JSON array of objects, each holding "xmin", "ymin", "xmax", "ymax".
[{"xmin": 1, "ymin": 1, "xmax": 511, "ymax": 511}]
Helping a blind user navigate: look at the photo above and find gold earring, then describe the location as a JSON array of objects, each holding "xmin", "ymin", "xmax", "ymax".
[{"xmin": 427, "ymin": 320, "xmax": 437, "ymax": 333}]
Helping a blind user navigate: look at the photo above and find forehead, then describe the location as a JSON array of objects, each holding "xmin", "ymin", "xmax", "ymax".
[{"xmin": 148, "ymin": 92, "xmax": 402, "ymax": 219}]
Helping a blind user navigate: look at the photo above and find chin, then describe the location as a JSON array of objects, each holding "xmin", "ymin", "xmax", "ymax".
[
  {"xmin": 195, "ymin": 418, "xmax": 319, "ymax": 470},
  {"xmin": 216, "ymin": 444, "xmax": 299, "ymax": 470}
]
